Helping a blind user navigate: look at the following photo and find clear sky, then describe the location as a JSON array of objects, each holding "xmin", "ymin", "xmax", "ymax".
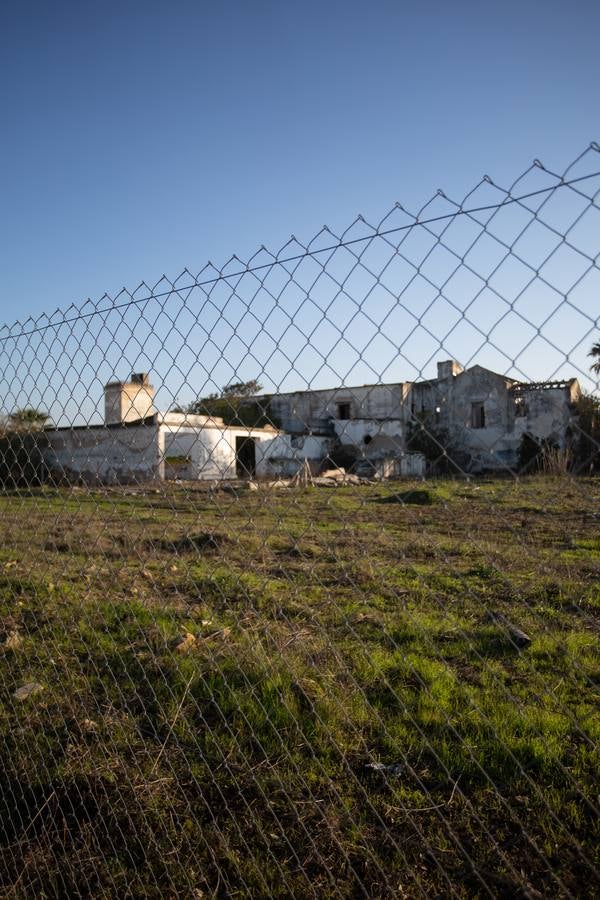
[{"xmin": 1, "ymin": 0, "xmax": 599, "ymax": 417}]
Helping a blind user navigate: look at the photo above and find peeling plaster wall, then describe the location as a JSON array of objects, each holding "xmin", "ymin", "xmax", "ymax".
[
  {"xmin": 267, "ymin": 384, "xmax": 409, "ymax": 433},
  {"xmin": 514, "ymin": 384, "xmax": 579, "ymax": 448},
  {"xmin": 255, "ymin": 434, "xmax": 333, "ymax": 478},
  {"xmin": 332, "ymin": 418, "xmax": 424, "ymax": 478},
  {"xmin": 409, "ymin": 366, "xmax": 516, "ymax": 470},
  {"xmin": 365, "ymin": 454, "xmax": 426, "ymax": 479},
  {"xmin": 46, "ymin": 419, "xmax": 278, "ymax": 484},
  {"xmin": 45, "ymin": 424, "xmax": 162, "ymax": 483},
  {"xmin": 408, "ymin": 368, "xmax": 579, "ymax": 471},
  {"xmin": 333, "ymin": 418, "xmax": 404, "ymax": 446}
]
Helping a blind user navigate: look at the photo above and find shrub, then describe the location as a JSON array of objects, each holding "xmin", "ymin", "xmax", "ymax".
[
  {"xmin": 0, "ymin": 431, "xmax": 48, "ymax": 487},
  {"xmin": 406, "ymin": 413, "xmax": 470, "ymax": 475},
  {"xmin": 570, "ymin": 393, "xmax": 600, "ymax": 475}
]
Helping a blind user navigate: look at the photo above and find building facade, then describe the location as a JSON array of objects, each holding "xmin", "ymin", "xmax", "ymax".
[
  {"xmin": 45, "ymin": 375, "xmax": 279, "ymax": 484},
  {"xmin": 43, "ymin": 363, "xmax": 581, "ymax": 483},
  {"xmin": 263, "ymin": 360, "xmax": 580, "ymax": 474}
]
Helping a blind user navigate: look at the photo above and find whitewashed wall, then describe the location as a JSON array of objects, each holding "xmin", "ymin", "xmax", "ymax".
[
  {"xmin": 255, "ymin": 434, "xmax": 333, "ymax": 477},
  {"xmin": 45, "ymin": 424, "xmax": 162, "ymax": 483},
  {"xmin": 161, "ymin": 423, "xmax": 275, "ymax": 480}
]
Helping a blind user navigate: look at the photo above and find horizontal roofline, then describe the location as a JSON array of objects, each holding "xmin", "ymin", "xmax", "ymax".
[{"xmin": 46, "ymin": 413, "xmax": 279, "ymax": 433}]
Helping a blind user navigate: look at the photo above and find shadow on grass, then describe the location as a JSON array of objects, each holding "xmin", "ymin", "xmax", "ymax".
[
  {"xmin": 141, "ymin": 532, "xmax": 231, "ymax": 554},
  {"xmin": 373, "ymin": 489, "xmax": 434, "ymax": 506}
]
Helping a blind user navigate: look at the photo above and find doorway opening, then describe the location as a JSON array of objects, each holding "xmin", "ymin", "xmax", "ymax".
[{"xmin": 235, "ymin": 436, "xmax": 256, "ymax": 478}]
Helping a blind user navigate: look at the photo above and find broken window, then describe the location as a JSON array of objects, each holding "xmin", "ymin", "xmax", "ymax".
[
  {"xmin": 514, "ymin": 397, "xmax": 527, "ymax": 417},
  {"xmin": 471, "ymin": 401, "xmax": 485, "ymax": 429},
  {"xmin": 336, "ymin": 402, "xmax": 351, "ymax": 420}
]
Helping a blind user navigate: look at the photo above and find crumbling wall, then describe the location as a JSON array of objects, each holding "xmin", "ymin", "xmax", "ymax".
[
  {"xmin": 268, "ymin": 384, "xmax": 408, "ymax": 433},
  {"xmin": 409, "ymin": 366, "xmax": 515, "ymax": 471},
  {"xmin": 332, "ymin": 418, "xmax": 406, "ymax": 474},
  {"xmin": 45, "ymin": 423, "xmax": 162, "ymax": 483},
  {"xmin": 514, "ymin": 385, "xmax": 579, "ymax": 448},
  {"xmin": 332, "ymin": 418, "xmax": 404, "ymax": 445},
  {"xmin": 255, "ymin": 435, "xmax": 333, "ymax": 478}
]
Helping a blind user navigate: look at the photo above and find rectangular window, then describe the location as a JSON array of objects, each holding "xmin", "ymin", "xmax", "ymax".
[
  {"xmin": 514, "ymin": 397, "xmax": 527, "ymax": 417},
  {"xmin": 471, "ymin": 402, "xmax": 485, "ymax": 429},
  {"xmin": 336, "ymin": 402, "xmax": 351, "ymax": 420}
]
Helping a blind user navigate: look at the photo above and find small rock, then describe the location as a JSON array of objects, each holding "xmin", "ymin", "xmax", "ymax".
[
  {"xmin": 487, "ymin": 611, "xmax": 532, "ymax": 648},
  {"xmin": 365, "ymin": 761, "xmax": 404, "ymax": 776},
  {"xmin": 172, "ymin": 632, "xmax": 196, "ymax": 653},
  {"xmin": 321, "ymin": 467, "xmax": 346, "ymax": 479},
  {"xmin": 2, "ymin": 631, "xmax": 22, "ymax": 651},
  {"xmin": 13, "ymin": 682, "xmax": 44, "ymax": 701},
  {"xmin": 247, "ymin": 481, "xmax": 259, "ymax": 492},
  {"xmin": 81, "ymin": 718, "xmax": 99, "ymax": 732}
]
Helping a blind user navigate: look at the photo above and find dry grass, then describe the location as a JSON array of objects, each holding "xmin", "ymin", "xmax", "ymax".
[{"xmin": 0, "ymin": 476, "xmax": 599, "ymax": 897}]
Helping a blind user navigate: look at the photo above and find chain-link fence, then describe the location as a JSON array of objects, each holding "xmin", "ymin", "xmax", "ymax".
[{"xmin": 0, "ymin": 144, "xmax": 599, "ymax": 898}]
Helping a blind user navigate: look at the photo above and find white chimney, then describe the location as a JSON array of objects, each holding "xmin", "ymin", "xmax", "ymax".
[{"xmin": 104, "ymin": 373, "xmax": 156, "ymax": 425}]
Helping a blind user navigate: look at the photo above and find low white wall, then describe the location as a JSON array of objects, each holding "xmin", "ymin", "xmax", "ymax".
[
  {"xmin": 45, "ymin": 424, "xmax": 162, "ymax": 483},
  {"xmin": 161, "ymin": 424, "xmax": 275, "ymax": 480}
]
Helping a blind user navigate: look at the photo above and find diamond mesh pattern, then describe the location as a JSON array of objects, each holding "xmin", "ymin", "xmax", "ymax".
[{"xmin": 0, "ymin": 145, "xmax": 599, "ymax": 897}]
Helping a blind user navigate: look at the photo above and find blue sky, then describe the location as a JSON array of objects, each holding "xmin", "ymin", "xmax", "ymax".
[{"xmin": 1, "ymin": 0, "xmax": 599, "ymax": 416}]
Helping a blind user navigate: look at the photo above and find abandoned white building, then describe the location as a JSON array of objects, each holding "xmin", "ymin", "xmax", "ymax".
[
  {"xmin": 43, "ymin": 362, "xmax": 581, "ymax": 483},
  {"xmin": 264, "ymin": 360, "xmax": 581, "ymax": 474},
  {"xmin": 44, "ymin": 374, "xmax": 279, "ymax": 483}
]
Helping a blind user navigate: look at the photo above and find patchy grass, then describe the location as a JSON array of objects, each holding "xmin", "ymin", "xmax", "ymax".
[{"xmin": 0, "ymin": 476, "xmax": 598, "ymax": 897}]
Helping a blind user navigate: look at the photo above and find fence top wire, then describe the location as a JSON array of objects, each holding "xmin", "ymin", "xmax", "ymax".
[
  {"xmin": 1, "ymin": 143, "xmax": 599, "ymax": 344},
  {"xmin": 1, "ymin": 143, "xmax": 600, "ymax": 898}
]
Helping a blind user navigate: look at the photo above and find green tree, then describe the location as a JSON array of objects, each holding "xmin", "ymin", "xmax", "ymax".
[
  {"xmin": 589, "ymin": 341, "xmax": 600, "ymax": 375},
  {"xmin": 176, "ymin": 380, "xmax": 279, "ymax": 428},
  {"xmin": 570, "ymin": 392, "xmax": 600, "ymax": 474},
  {"xmin": 220, "ymin": 379, "xmax": 263, "ymax": 399},
  {"xmin": 406, "ymin": 412, "xmax": 470, "ymax": 475},
  {"xmin": 0, "ymin": 408, "xmax": 49, "ymax": 486},
  {"xmin": 6, "ymin": 407, "xmax": 50, "ymax": 432}
]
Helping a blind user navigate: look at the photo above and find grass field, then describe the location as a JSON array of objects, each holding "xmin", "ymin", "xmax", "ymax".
[{"xmin": 0, "ymin": 476, "xmax": 599, "ymax": 898}]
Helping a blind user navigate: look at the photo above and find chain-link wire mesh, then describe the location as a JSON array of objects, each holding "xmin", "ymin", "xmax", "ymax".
[{"xmin": 0, "ymin": 145, "xmax": 599, "ymax": 898}]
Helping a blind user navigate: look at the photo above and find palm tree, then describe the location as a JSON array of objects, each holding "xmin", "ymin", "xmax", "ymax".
[
  {"xmin": 589, "ymin": 341, "xmax": 600, "ymax": 375},
  {"xmin": 6, "ymin": 407, "xmax": 50, "ymax": 431}
]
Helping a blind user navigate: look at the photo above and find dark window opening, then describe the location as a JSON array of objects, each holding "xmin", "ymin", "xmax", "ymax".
[
  {"xmin": 515, "ymin": 397, "xmax": 527, "ymax": 417},
  {"xmin": 471, "ymin": 402, "xmax": 485, "ymax": 429},
  {"xmin": 336, "ymin": 402, "xmax": 351, "ymax": 420},
  {"xmin": 235, "ymin": 436, "xmax": 256, "ymax": 477}
]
